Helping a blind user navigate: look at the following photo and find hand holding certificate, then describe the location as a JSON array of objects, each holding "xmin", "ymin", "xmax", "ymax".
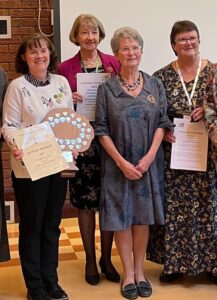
[
  {"xmin": 12, "ymin": 122, "xmax": 69, "ymax": 181},
  {"xmin": 76, "ymin": 73, "xmax": 111, "ymax": 121},
  {"xmin": 170, "ymin": 117, "xmax": 208, "ymax": 171}
]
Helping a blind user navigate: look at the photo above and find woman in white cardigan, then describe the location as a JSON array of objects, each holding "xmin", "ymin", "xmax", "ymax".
[{"xmin": 2, "ymin": 34, "xmax": 73, "ymax": 300}]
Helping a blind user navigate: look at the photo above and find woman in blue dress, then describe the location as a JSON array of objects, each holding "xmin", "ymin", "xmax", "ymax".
[{"xmin": 94, "ymin": 27, "xmax": 173, "ymax": 299}]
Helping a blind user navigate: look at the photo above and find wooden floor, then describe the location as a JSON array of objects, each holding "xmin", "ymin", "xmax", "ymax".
[{"xmin": 0, "ymin": 218, "xmax": 216, "ymax": 300}]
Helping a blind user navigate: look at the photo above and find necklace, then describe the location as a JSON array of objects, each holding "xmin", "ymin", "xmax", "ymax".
[
  {"xmin": 81, "ymin": 55, "xmax": 99, "ymax": 73},
  {"xmin": 117, "ymin": 72, "xmax": 141, "ymax": 91},
  {"xmin": 176, "ymin": 58, "xmax": 202, "ymax": 108}
]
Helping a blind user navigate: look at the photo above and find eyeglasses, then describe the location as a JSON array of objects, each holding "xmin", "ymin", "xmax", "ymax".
[
  {"xmin": 119, "ymin": 46, "xmax": 142, "ymax": 54},
  {"xmin": 175, "ymin": 37, "xmax": 198, "ymax": 45}
]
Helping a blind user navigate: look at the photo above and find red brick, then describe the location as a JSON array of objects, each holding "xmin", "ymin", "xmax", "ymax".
[
  {"xmin": 2, "ymin": 151, "xmax": 10, "ymax": 161},
  {"xmin": 3, "ymin": 168, "xmax": 11, "ymax": 178},
  {"xmin": 8, "ymin": 44, "xmax": 19, "ymax": 53},
  {"xmin": 0, "ymin": 45, "xmax": 9, "ymax": 52},
  {"xmin": 0, "ymin": 63, "xmax": 9, "ymax": 71},
  {"xmin": 11, "ymin": 18, "xmax": 22, "ymax": 27},
  {"xmin": 7, "ymin": 70, "xmax": 19, "ymax": 80},
  {"xmin": 2, "ymin": 160, "xmax": 11, "ymax": 169},
  {"xmin": 38, "ymin": 17, "xmax": 50, "ymax": 26},
  {"xmin": 0, "ymin": 1, "xmax": 21, "ymax": 9},
  {"xmin": 0, "ymin": 9, "xmax": 9, "ymax": 14},
  {"xmin": 4, "ymin": 178, "xmax": 12, "ymax": 188},
  {"xmin": 21, "ymin": 18, "xmax": 38, "ymax": 27},
  {"xmin": 0, "ymin": 36, "xmax": 22, "ymax": 44},
  {"xmin": 12, "ymin": 26, "xmax": 35, "ymax": 35},
  {"xmin": 9, "ymin": 63, "xmax": 15, "ymax": 71},
  {"xmin": 10, "ymin": 9, "xmax": 36, "ymax": 18},
  {"xmin": 0, "ymin": 53, "xmax": 11, "ymax": 62}
]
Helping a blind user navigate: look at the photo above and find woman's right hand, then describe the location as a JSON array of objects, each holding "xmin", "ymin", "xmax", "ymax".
[
  {"xmin": 163, "ymin": 131, "xmax": 176, "ymax": 143},
  {"xmin": 13, "ymin": 147, "xmax": 23, "ymax": 160},
  {"xmin": 72, "ymin": 92, "xmax": 83, "ymax": 103},
  {"xmin": 118, "ymin": 159, "xmax": 142, "ymax": 180}
]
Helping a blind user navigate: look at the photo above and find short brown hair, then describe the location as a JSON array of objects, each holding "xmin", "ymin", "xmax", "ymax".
[
  {"xmin": 15, "ymin": 33, "xmax": 57, "ymax": 74},
  {"xmin": 69, "ymin": 14, "xmax": 105, "ymax": 46},
  {"xmin": 170, "ymin": 20, "xmax": 200, "ymax": 55}
]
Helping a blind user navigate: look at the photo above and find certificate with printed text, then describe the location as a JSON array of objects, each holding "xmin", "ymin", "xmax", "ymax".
[
  {"xmin": 77, "ymin": 73, "xmax": 111, "ymax": 121},
  {"xmin": 170, "ymin": 117, "xmax": 208, "ymax": 171},
  {"xmin": 12, "ymin": 122, "xmax": 69, "ymax": 181}
]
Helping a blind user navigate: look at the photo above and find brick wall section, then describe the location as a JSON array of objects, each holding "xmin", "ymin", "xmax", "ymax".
[{"xmin": 0, "ymin": 0, "xmax": 64, "ymax": 214}]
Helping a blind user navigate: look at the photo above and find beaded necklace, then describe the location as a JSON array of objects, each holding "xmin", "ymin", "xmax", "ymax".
[
  {"xmin": 117, "ymin": 72, "xmax": 141, "ymax": 91},
  {"xmin": 81, "ymin": 55, "xmax": 99, "ymax": 73}
]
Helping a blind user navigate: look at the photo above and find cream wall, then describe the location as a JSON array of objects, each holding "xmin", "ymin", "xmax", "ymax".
[{"xmin": 54, "ymin": 0, "xmax": 217, "ymax": 74}]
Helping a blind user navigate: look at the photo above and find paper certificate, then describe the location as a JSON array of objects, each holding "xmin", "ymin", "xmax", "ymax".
[
  {"xmin": 12, "ymin": 122, "xmax": 69, "ymax": 181},
  {"xmin": 77, "ymin": 73, "xmax": 111, "ymax": 121},
  {"xmin": 170, "ymin": 117, "xmax": 208, "ymax": 171}
]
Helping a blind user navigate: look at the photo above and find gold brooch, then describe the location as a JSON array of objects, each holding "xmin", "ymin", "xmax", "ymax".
[{"xmin": 147, "ymin": 95, "xmax": 156, "ymax": 103}]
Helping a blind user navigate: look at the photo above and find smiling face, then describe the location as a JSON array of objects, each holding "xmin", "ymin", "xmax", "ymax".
[
  {"xmin": 76, "ymin": 22, "xmax": 100, "ymax": 52},
  {"xmin": 116, "ymin": 37, "xmax": 142, "ymax": 69},
  {"xmin": 172, "ymin": 30, "xmax": 200, "ymax": 59},
  {"xmin": 22, "ymin": 41, "xmax": 50, "ymax": 78}
]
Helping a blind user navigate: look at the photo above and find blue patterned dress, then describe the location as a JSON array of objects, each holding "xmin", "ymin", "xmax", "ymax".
[
  {"xmin": 147, "ymin": 62, "xmax": 217, "ymax": 276},
  {"xmin": 94, "ymin": 72, "xmax": 173, "ymax": 231}
]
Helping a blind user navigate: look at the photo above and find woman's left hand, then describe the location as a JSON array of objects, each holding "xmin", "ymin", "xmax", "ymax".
[
  {"xmin": 191, "ymin": 106, "xmax": 204, "ymax": 122},
  {"xmin": 135, "ymin": 153, "xmax": 154, "ymax": 174}
]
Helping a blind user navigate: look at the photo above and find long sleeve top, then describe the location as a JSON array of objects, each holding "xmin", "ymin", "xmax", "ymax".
[{"xmin": 2, "ymin": 73, "xmax": 73, "ymax": 177}]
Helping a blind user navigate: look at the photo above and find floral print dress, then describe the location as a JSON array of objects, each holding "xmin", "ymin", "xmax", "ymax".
[{"xmin": 147, "ymin": 62, "xmax": 217, "ymax": 276}]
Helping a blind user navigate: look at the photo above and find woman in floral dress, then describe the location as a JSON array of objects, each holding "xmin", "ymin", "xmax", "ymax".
[{"xmin": 148, "ymin": 20, "xmax": 217, "ymax": 284}]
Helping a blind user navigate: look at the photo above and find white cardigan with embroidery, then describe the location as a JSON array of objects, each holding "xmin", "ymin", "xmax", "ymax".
[{"xmin": 2, "ymin": 73, "xmax": 73, "ymax": 177}]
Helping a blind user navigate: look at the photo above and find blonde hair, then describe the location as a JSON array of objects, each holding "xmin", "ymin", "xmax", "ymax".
[{"xmin": 69, "ymin": 14, "xmax": 105, "ymax": 46}]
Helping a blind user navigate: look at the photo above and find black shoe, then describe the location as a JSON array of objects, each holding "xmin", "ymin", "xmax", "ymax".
[
  {"xmin": 27, "ymin": 289, "xmax": 50, "ymax": 300},
  {"xmin": 121, "ymin": 282, "xmax": 138, "ymax": 300},
  {"xmin": 48, "ymin": 283, "xmax": 68, "ymax": 300},
  {"xmin": 207, "ymin": 272, "xmax": 217, "ymax": 285},
  {"xmin": 159, "ymin": 272, "xmax": 182, "ymax": 283},
  {"xmin": 136, "ymin": 280, "xmax": 152, "ymax": 297},
  {"xmin": 99, "ymin": 258, "xmax": 120, "ymax": 282},
  {"xmin": 85, "ymin": 273, "xmax": 100, "ymax": 285}
]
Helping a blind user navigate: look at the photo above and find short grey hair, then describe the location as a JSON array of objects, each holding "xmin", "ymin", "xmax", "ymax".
[{"xmin": 111, "ymin": 27, "xmax": 143, "ymax": 55}]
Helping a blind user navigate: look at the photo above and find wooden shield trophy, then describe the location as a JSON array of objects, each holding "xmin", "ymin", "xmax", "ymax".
[{"xmin": 45, "ymin": 108, "xmax": 94, "ymax": 177}]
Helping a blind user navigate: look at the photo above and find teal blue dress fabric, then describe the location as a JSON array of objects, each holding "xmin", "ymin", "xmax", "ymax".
[{"xmin": 94, "ymin": 72, "xmax": 173, "ymax": 231}]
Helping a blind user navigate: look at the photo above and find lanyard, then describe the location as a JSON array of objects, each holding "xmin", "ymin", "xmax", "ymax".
[
  {"xmin": 81, "ymin": 55, "xmax": 99, "ymax": 74},
  {"xmin": 176, "ymin": 58, "xmax": 202, "ymax": 107}
]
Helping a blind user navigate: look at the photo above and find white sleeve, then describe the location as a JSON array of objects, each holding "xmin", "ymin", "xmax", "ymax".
[{"xmin": 1, "ymin": 80, "xmax": 22, "ymax": 148}]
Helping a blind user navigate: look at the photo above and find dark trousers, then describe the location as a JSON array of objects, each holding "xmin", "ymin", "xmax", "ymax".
[{"xmin": 12, "ymin": 173, "xmax": 67, "ymax": 290}]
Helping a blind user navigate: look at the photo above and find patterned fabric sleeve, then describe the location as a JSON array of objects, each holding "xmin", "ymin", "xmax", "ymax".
[{"xmin": 204, "ymin": 64, "xmax": 217, "ymax": 147}]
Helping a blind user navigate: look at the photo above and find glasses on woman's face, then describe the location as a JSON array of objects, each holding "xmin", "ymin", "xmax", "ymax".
[
  {"xmin": 119, "ymin": 45, "xmax": 142, "ymax": 54},
  {"xmin": 175, "ymin": 36, "xmax": 198, "ymax": 45}
]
